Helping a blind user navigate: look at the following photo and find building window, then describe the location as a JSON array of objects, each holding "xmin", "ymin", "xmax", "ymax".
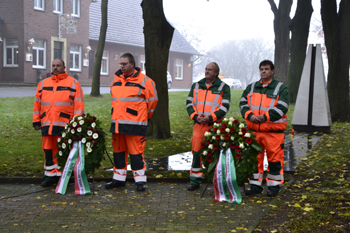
[
  {"xmin": 175, "ymin": 59, "xmax": 183, "ymax": 80},
  {"xmin": 4, "ymin": 38, "xmax": 19, "ymax": 67},
  {"xmin": 72, "ymin": 0, "xmax": 80, "ymax": 17},
  {"xmin": 32, "ymin": 39, "xmax": 46, "ymax": 69},
  {"xmin": 100, "ymin": 51, "xmax": 109, "ymax": 75},
  {"xmin": 34, "ymin": 0, "xmax": 45, "ymax": 11},
  {"xmin": 140, "ymin": 55, "xmax": 146, "ymax": 72},
  {"xmin": 70, "ymin": 44, "xmax": 81, "ymax": 71},
  {"xmin": 53, "ymin": 0, "xmax": 63, "ymax": 14}
]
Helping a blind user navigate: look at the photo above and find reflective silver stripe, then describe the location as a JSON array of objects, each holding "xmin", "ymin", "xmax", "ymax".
[
  {"xmin": 197, "ymin": 101, "xmax": 205, "ymax": 105},
  {"xmin": 42, "ymin": 121, "xmax": 51, "ymax": 125},
  {"xmin": 191, "ymin": 168, "xmax": 202, "ymax": 172},
  {"xmin": 240, "ymin": 97, "xmax": 247, "ymax": 102},
  {"xmin": 240, "ymin": 104, "xmax": 249, "ymax": 110},
  {"xmin": 119, "ymin": 97, "xmax": 146, "ymax": 102},
  {"xmin": 55, "ymin": 102, "xmax": 71, "ymax": 106},
  {"xmin": 119, "ymin": 120, "xmax": 147, "ymax": 126},
  {"xmin": 248, "ymin": 82, "xmax": 257, "ymax": 111},
  {"xmin": 41, "ymin": 102, "xmax": 51, "ymax": 106},
  {"xmin": 74, "ymin": 97, "xmax": 84, "ymax": 101},
  {"xmin": 209, "ymin": 82, "xmax": 225, "ymax": 113},
  {"xmin": 44, "ymin": 171, "xmax": 62, "ymax": 177},
  {"xmin": 70, "ymin": 79, "xmax": 77, "ymax": 97},
  {"xmin": 134, "ymin": 175, "xmax": 147, "ymax": 183},
  {"xmin": 35, "ymin": 98, "xmax": 41, "ymax": 102},
  {"xmin": 111, "ymin": 97, "xmax": 117, "ymax": 101},
  {"xmin": 277, "ymin": 100, "xmax": 288, "ymax": 108},
  {"xmin": 205, "ymin": 102, "xmax": 220, "ymax": 108},
  {"xmin": 219, "ymin": 105, "xmax": 228, "ymax": 113},
  {"xmin": 113, "ymin": 169, "xmax": 127, "ymax": 175},
  {"xmin": 267, "ymin": 118, "xmax": 288, "ymax": 123},
  {"xmin": 148, "ymin": 109, "xmax": 154, "ymax": 113},
  {"xmin": 186, "ymin": 103, "xmax": 193, "ymax": 108},
  {"xmin": 268, "ymin": 82, "xmax": 283, "ymax": 109},
  {"xmin": 190, "ymin": 173, "xmax": 203, "ymax": 178},
  {"xmin": 249, "ymin": 180, "xmax": 262, "ymax": 186},
  {"xmin": 251, "ymin": 106, "xmax": 261, "ymax": 111},
  {"xmin": 133, "ymin": 170, "xmax": 146, "ymax": 176},
  {"xmin": 150, "ymin": 78, "xmax": 158, "ymax": 100},
  {"xmin": 266, "ymin": 180, "xmax": 283, "ymax": 187},
  {"xmin": 253, "ymin": 173, "xmax": 264, "ymax": 179},
  {"xmin": 44, "ymin": 164, "xmax": 60, "ymax": 170},
  {"xmin": 187, "ymin": 97, "xmax": 193, "ymax": 102},
  {"xmin": 148, "ymin": 97, "xmax": 158, "ymax": 101},
  {"xmin": 53, "ymin": 121, "xmax": 67, "ymax": 126},
  {"xmin": 111, "ymin": 119, "xmax": 116, "ymax": 123},
  {"xmin": 267, "ymin": 174, "xmax": 284, "ymax": 180},
  {"xmin": 74, "ymin": 110, "xmax": 84, "ymax": 115},
  {"xmin": 33, "ymin": 111, "xmax": 40, "ymax": 115},
  {"xmin": 194, "ymin": 83, "xmax": 199, "ymax": 106},
  {"xmin": 221, "ymin": 99, "xmax": 230, "ymax": 104},
  {"xmin": 271, "ymin": 107, "xmax": 284, "ymax": 117}
]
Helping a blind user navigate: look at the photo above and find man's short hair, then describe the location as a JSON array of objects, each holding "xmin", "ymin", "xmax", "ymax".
[
  {"xmin": 259, "ymin": 60, "xmax": 274, "ymax": 70},
  {"xmin": 120, "ymin": 53, "xmax": 135, "ymax": 67},
  {"xmin": 53, "ymin": 58, "xmax": 65, "ymax": 67},
  {"xmin": 210, "ymin": 62, "xmax": 220, "ymax": 74}
]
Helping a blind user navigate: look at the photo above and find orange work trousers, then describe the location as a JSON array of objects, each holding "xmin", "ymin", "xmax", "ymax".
[
  {"xmin": 42, "ymin": 135, "xmax": 61, "ymax": 178},
  {"xmin": 111, "ymin": 133, "xmax": 146, "ymax": 183}
]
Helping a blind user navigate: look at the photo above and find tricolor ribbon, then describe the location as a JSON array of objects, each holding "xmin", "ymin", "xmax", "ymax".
[
  {"xmin": 55, "ymin": 141, "xmax": 91, "ymax": 195},
  {"xmin": 213, "ymin": 148, "xmax": 242, "ymax": 203}
]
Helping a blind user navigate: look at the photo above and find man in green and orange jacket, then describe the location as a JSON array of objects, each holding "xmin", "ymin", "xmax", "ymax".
[
  {"xmin": 33, "ymin": 59, "xmax": 85, "ymax": 187},
  {"xmin": 240, "ymin": 60, "xmax": 289, "ymax": 197},
  {"xmin": 186, "ymin": 62, "xmax": 231, "ymax": 191}
]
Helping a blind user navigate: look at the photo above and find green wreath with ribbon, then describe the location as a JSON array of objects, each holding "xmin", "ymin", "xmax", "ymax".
[{"xmin": 55, "ymin": 113, "xmax": 106, "ymax": 175}]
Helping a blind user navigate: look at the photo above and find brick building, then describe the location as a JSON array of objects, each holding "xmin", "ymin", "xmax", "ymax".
[{"xmin": 0, "ymin": 0, "xmax": 199, "ymax": 88}]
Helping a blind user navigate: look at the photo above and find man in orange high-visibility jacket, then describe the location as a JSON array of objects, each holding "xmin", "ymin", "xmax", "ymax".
[
  {"xmin": 186, "ymin": 62, "xmax": 231, "ymax": 191},
  {"xmin": 33, "ymin": 59, "xmax": 85, "ymax": 187},
  {"xmin": 106, "ymin": 53, "xmax": 158, "ymax": 192},
  {"xmin": 240, "ymin": 60, "xmax": 289, "ymax": 197}
]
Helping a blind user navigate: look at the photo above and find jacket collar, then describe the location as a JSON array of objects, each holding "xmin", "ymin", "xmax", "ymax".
[
  {"xmin": 198, "ymin": 77, "xmax": 222, "ymax": 88},
  {"xmin": 115, "ymin": 67, "xmax": 141, "ymax": 79},
  {"xmin": 51, "ymin": 71, "xmax": 68, "ymax": 81},
  {"xmin": 257, "ymin": 77, "xmax": 278, "ymax": 88}
]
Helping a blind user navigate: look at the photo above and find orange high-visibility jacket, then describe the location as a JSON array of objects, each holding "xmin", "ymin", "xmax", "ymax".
[
  {"xmin": 32, "ymin": 71, "xmax": 85, "ymax": 136},
  {"xmin": 110, "ymin": 67, "xmax": 158, "ymax": 136}
]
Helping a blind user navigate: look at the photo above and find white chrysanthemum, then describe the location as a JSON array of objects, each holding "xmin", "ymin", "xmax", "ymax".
[
  {"xmin": 239, "ymin": 132, "xmax": 243, "ymax": 135},
  {"xmin": 203, "ymin": 151, "xmax": 208, "ymax": 155},
  {"xmin": 208, "ymin": 144, "xmax": 213, "ymax": 150},
  {"xmin": 225, "ymin": 128, "xmax": 230, "ymax": 133},
  {"xmin": 77, "ymin": 127, "xmax": 82, "ymax": 132},
  {"xmin": 62, "ymin": 132, "xmax": 66, "ymax": 138},
  {"xmin": 70, "ymin": 119, "xmax": 75, "ymax": 123},
  {"xmin": 239, "ymin": 123, "xmax": 245, "ymax": 128},
  {"xmin": 87, "ymin": 147, "xmax": 92, "ymax": 153},
  {"xmin": 212, "ymin": 136, "xmax": 216, "ymax": 140},
  {"xmin": 87, "ymin": 130, "xmax": 93, "ymax": 136},
  {"xmin": 59, "ymin": 151, "xmax": 63, "ymax": 156},
  {"xmin": 65, "ymin": 125, "xmax": 68, "ymax": 129},
  {"xmin": 93, "ymin": 133, "xmax": 98, "ymax": 139},
  {"xmin": 231, "ymin": 136, "xmax": 235, "ymax": 140},
  {"xmin": 239, "ymin": 142, "xmax": 245, "ymax": 149},
  {"xmin": 79, "ymin": 120, "xmax": 84, "ymax": 125},
  {"xmin": 222, "ymin": 142, "xmax": 226, "ymax": 147},
  {"xmin": 57, "ymin": 138, "xmax": 61, "ymax": 143},
  {"xmin": 72, "ymin": 122, "xmax": 77, "ymax": 127},
  {"xmin": 220, "ymin": 136, "xmax": 224, "ymax": 140},
  {"xmin": 86, "ymin": 142, "xmax": 91, "ymax": 148},
  {"xmin": 62, "ymin": 143, "xmax": 66, "ymax": 149},
  {"xmin": 216, "ymin": 130, "xmax": 221, "ymax": 135},
  {"xmin": 68, "ymin": 139, "xmax": 72, "ymax": 144},
  {"xmin": 91, "ymin": 122, "xmax": 96, "ymax": 128},
  {"xmin": 229, "ymin": 117, "xmax": 234, "ymax": 122},
  {"xmin": 223, "ymin": 117, "xmax": 228, "ymax": 121},
  {"xmin": 81, "ymin": 138, "xmax": 86, "ymax": 143},
  {"xmin": 228, "ymin": 123, "xmax": 232, "ymax": 127},
  {"xmin": 204, "ymin": 132, "xmax": 209, "ymax": 137},
  {"xmin": 78, "ymin": 116, "xmax": 83, "ymax": 120},
  {"xmin": 71, "ymin": 129, "xmax": 75, "ymax": 134},
  {"xmin": 244, "ymin": 133, "xmax": 251, "ymax": 138}
]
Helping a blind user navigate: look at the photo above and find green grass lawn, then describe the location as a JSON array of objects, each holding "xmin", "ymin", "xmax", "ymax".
[{"xmin": 0, "ymin": 89, "xmax": 295, "ymax": 177}]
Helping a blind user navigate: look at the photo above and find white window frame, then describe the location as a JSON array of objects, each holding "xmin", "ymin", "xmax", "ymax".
[
  {"xmin": 53, "ymin": 0, "xmax": 63, "ymax": 14},
  {"xmin": 100, "ymin": 51, "xmax": 109, "ymax": 75},
  {"xmin": 72, "ymin": 0, "xmax": 80, "ymax": 17},
  {"xmin": 140, "ymin": 55, "xmax": 146, "ymax": 72},
  {"xmin": 34, "ymin": 0, "xmax": 45, "ymax": 11},
  {"xmin": 175, "ymin": 59, "xmax": 183, "ymax": 80},
  {"xmin": 32, "ymin": 39, "xmax": 46, "ymax": 69},
  {"xmin": 3, "ymin": 38, "xmax": 19, "ymax": 68},
  {"xmin": 70, "ymin": 44, "xmax": 81, "ymax": 72}
]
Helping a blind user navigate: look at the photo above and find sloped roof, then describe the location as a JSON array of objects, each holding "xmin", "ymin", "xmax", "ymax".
[{"xmin": 89, "ymin": 0, "xmax": 200, "ymax": 55}]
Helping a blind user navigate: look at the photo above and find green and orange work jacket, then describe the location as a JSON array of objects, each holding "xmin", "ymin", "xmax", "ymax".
[
  {"xmin": 186, "ymin": 77, "xmax": 231, "ymax": 125},
  {"xmin": 33, "ymin": 71, "xmax": 85, "ymax": 136},
  {"xmin": 239, "ymin": 77, "xmax": 289, "ymax": 132},
  {"xmin": 110, "ymin": 67, "xmax": 158, "ymax": 136}
]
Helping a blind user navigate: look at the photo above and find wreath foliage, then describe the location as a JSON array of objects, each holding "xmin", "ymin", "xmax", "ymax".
[
  {"xmin": 55, "ymin": 113, "xmax": 106, "ymax": 175},
  {"xmin": 199, "ymin": 117, "xmax": 263, "ymax": 186}
]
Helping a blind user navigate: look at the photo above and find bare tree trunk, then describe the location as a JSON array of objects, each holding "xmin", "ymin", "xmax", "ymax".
[
  {"xmin": 287, "ymin": 0, "xmax": 313, "ymax": 103},
  {"xmin": 90, "ymin": 0, "xmax": 108, "ymax": 97},
  {"xmin": 267, "ymin": 0, "xmax": 293, "ymax": 84},
  {"xmin": 321, "ymin": 0, "xmax": 350, "ymax": 121},
  {"xmin": 141, "ymin": 0, "xmax": 174, "ymax": 139}
]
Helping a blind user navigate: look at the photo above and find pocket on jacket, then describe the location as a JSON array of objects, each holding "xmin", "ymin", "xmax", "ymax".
[
  {"xmin": 126, "ymin": 108, "xmax": 138, "ymax": 116},
  {"xmin": 40, "ymin": 112, "xmax": 46, "ymax": 119},
  {"xmin": 59, "ymin": 112, "xmax": 71, "ymax": 119},
  {"xmin": 111, "ymin": 108, "xmax": 114, "ymax": 115}
]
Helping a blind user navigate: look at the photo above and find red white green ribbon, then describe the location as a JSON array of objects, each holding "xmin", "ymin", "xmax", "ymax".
[
  {"xmin": 213, "ymin": 148, "xmax": 242, "ymax": 203},
  {"xmin": 55, "ymin": 141, "xmax": 91, "ymax": 195}
]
